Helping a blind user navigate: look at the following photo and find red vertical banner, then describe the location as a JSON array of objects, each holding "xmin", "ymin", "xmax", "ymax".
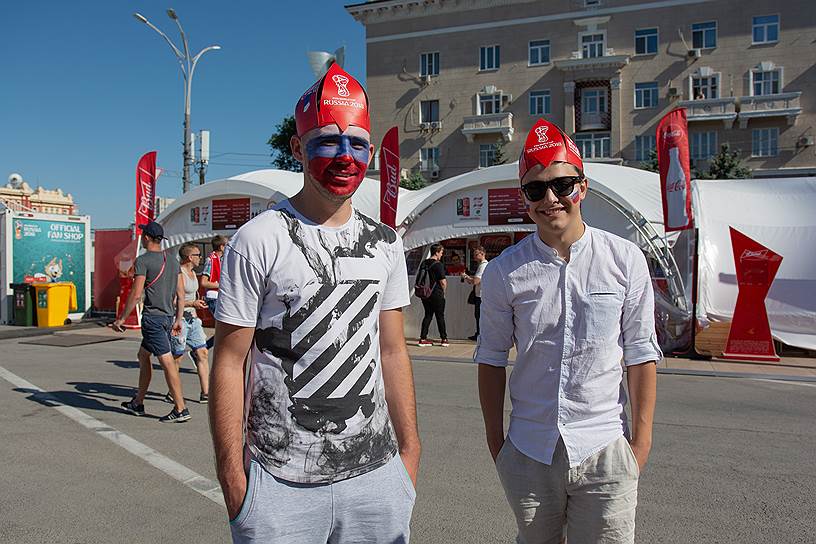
[
  {"xmin": 657, "ymin": 109, "xmax": 693, "ymax": 231},
  {"xmin": 379, "ymin": 127, "xmax": 400, "ymax": 229},
  {"xmin": 722, "ymin": 228, "xmax": 782, "ymax": 361},
  {"xmin": 135, "ymin": 151, "xmax": 158, "ymax": 235}
]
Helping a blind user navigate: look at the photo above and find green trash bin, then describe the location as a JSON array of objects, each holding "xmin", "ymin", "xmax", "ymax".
[{"xmin": 10, "ymin": 283, "xmax": 37, "ymax": 326}]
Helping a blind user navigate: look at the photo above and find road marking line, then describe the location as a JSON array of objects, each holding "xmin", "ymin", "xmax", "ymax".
[
  {"xmin": 750, "ymin": 378, "xmax": 816, "ymax": 388},
  {"xmin": 0, "ymin": 365, "xmax": 224, "ymax": 507}
]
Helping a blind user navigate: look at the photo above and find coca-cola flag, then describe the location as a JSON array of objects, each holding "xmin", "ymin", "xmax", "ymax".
[
  {"xmin": 657, "ymin": 109, "xmax": 693, "ymax": 231},
  {"xmin": 379, "ymin": 127, "xmax": 400, "ymax": 229},
  {"xmin": 135, "ymin": 151, "xmax": 158, "ymax": 236}
]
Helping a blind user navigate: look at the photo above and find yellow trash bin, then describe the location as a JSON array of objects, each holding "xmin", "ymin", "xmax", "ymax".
[{"xmin": 33, "ymin": 282, "xmax": 78, "ymax": 328}]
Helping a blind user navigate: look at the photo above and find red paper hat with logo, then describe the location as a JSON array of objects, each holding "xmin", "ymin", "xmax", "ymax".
[
  {"xmin": 294, "ymin": 63, "xmax": 370, "ymax": 137},
  {"xmin": 518, "ymin": 118, "xmax": 584, "ymax": 180}
]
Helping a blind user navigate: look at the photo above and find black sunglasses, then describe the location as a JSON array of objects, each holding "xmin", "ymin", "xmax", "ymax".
[{"xmin": 520, "ymin": 176, "xmax": 583, "ymax": 202}]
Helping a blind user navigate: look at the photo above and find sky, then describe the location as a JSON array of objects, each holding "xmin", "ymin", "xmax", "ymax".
[{"xmin": 0, "ymin": 1, "xmax": 367, "ymax": 228}]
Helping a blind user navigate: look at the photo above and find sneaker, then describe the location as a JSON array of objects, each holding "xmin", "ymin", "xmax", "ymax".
[
  {"xmin": 439, "ymin": 339, "xmax": 450, "ymax": 347},
  {"xmin": 159, "ymin": 407, "xmax": 191, "ymax": 423},
  {"xmin": 468, "ymin": 335, "xmax": 478, "ymax": 341},
  {"xmin": 199, "ymin": 393, "xmax": 208, "ymax": 404},
  {"xmin": 163, "ymin": 392, "xmax": 174, "ymax": 404},
  {"xmin": 121, "ymin": 397, "xmax": 145, "ymax": 416},
  {"xmin": 417, "ymin": 339, "xmax": 433, "ymax": 347}
]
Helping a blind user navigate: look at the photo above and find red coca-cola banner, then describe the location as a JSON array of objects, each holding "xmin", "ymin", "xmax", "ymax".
[
  {"xmin": 379, "ymin": 127, "xmax": 400, "ymax": 229},
  {"xmin": 135, "ymin": 151, "xmax": 158, "ymax": 236},
  {"xmin": 656, "ymin": 109, "xmax": 693, "ymax": 232},
  {"xmin": 721, "ymin": 227, "xmax": 782, "ymax": 362}
]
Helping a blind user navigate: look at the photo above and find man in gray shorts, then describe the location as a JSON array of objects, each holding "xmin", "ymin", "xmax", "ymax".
[
  {"xmin": 114, "ymin": 221, "xmax": 190, "ymax": 422},
  {"xmin": 209, "ymin": 64, "xmax": 420, "ymax": 543}
]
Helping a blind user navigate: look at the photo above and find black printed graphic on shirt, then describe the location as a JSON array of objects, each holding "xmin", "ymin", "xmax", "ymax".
[{"xmin": 248, "ymin": 208, "xmax": 399, "ymax": 480}]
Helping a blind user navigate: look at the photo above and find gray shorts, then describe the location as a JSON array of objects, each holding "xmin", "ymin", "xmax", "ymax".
[
  {"xmin": 497, "ymin": 436, "xmax": 639, "ymax": 544},
  {"xmin": 230, "ymin": 454, "xmax": 415, "ymax": 543}
]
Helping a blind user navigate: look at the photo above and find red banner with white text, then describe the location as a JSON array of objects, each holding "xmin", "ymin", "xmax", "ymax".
[
  {"xmin": 721, "ymin": 228, "xmax": 782, "ymax": 362},
  {"xmin": 379, "ymin": 127, "xmax": 400, "ymax": 229},
  {"xmin": 657, "ymin": 109, "xmax": 693, "ymax": 231},
  {"xmin": 135, "ymin": 151, "xmax": 158, "ymax": 236}
]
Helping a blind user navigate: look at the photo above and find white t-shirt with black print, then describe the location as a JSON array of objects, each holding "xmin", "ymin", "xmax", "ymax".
[{"xmin": 216, "ymin": 200, "xmax": 410, "ymax": 484}]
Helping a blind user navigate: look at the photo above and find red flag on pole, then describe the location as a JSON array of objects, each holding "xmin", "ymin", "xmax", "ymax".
[
  {"xmin": 656, "ymin": 109, "xmax": 693, "ymax": 231},
  {"xmin": 135, "ymin": 151, "xmax": 158, "ymax": 236},
  {"xmin": 379, "ymin": 127, "xmax": 400, "ymax": 229}
]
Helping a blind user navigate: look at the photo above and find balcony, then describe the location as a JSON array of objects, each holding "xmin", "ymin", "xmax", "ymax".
[
  {"xmin": 677, "ymin": 97, "xmax": 737, "ymax": 128},
  {"xmin": 461, "ymin": 112, "xmax": 514, "ymax": 143},
  {"xmin": 579, "ymin": 111, "xmax": 611, "ymax": 131},
  {"xmin": 554, "ymin": 49, "xmax": 629, "ymax": 72},
  {"xmin": 737, "ymin": 92, "xmax": 802, "ymax": 128}
]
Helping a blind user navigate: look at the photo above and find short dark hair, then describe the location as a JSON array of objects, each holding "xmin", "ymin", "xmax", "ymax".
[
  {"xmin": 473, "ymin": 245, "xmax": 486, "ymax": 254},
  {"xmin": 430, "ymin": 243, "xmax": 443, "ymax": 256},
  {"xmin": 212, "ymin": 235, "xmax": 228, "ymax": 251}
]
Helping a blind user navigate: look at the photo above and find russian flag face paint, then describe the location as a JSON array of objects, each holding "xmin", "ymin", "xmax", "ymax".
[
  {"xmin": 305, "ymin": 133, "xmax": 370, "ymax": 196},
  {"xmin": 568, "ymin": 184, "xmax": 581, "ymax": 204}
]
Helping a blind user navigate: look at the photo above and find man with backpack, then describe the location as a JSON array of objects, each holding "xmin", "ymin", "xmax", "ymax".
[{"xmin": 416, "ymin": 243, "xmax": 448, "ymax": 347}]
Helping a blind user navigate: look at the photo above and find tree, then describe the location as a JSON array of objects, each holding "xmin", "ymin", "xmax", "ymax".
[
  {"xmin": 697, "ymin": 143, "xmax": 751, "ymax": 179},
  {"xmin": 639, "ymin": 149, "xmax": 659, "ymax": 173},
  {"xmin": 267, "ymin": 116, "xmax": 302, "ymax": 172},
  {"xmin": 401, "ymin": 170, "xmax": 428, "ymax": 191},
  {"xmin": 493, "ymin": 138, "xmax": 509, "ymax": 165}
]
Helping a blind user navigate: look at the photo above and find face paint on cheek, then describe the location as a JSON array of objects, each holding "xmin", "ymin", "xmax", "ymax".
[
  {"xmin": 569, "ymin": 185, "xmax": 581, "ymax": 204},
  {"xmin": 305, "ymin": 135, "xmax": 370, "ymax": 196}
]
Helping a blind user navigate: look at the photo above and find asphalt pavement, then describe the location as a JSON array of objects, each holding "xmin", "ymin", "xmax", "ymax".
[{"xmin": 0, "ymin": 333, "xmax": 814, "ymax": 543}]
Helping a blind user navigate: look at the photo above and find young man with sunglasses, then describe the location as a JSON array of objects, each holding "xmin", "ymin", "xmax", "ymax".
[
  {"xmin": 475, "ymin": 119, "xmax": 661, "ymax": 544},
  {"xmin": 210, "ymin": 64, "xmax": 419, "ymax": 543}
]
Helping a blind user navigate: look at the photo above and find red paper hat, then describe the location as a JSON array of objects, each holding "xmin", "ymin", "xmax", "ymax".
[
  {"xmin": 294, "ymin": 63, "xmax": 370, "ymax": 137},
  {"xmin": 518, "ymin": 119, "xmax": 583, "ymax": 180}
]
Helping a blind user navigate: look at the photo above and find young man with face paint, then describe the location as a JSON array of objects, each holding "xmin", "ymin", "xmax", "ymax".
[
  {"xmin": 209, "ymin": 63, "xmax": 419, "ymax": 543},
  {"xmin": 475, "ymin": 119, "xmax": 661, "ymax": 544}
]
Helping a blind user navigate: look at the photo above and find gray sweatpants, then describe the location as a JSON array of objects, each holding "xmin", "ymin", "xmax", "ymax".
[{"xmin": 230, "ymin": 454, "xmax": 416, "ymax": 543}]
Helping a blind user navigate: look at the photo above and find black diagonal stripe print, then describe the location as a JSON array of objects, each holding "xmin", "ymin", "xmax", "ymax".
[{"xmin": 291, "ymin": 288, "xmax": 379, "ymax": 396}]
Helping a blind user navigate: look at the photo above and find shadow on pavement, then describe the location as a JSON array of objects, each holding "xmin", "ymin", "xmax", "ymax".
[
  {"xmin": 12, "ymin": 382, "xmax": 166, "ymax": 420},
  {"xmin": 107, "ymin": 359, "xmax": 199, "ymax": 375}
]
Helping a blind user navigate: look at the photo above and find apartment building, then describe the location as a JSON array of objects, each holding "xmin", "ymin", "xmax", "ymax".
[{"xmin": 346, "ymin": 0, "xmax": 815, "ymax": 180}]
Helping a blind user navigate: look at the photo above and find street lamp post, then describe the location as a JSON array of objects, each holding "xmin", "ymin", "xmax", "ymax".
[{"xmin": 133, "ymin": 10, "xmax": 220, "ymax": 193}]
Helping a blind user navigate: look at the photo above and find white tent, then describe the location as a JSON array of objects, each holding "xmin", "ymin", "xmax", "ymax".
[{"xmin": 694, "ymin": 178, "xmax": 816, "ymax": 350}]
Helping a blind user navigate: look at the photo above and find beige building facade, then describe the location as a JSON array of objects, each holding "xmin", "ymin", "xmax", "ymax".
[
  {"xmin": 347, "ymin": 0, "xmax": 816, "ymax": 181},
  {"xmin": 0, "ymin": 178, "xmax": 78, "ymax": 215}
]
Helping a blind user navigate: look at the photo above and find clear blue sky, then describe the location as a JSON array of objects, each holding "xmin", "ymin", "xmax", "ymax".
[{"xmin": 0, "ymin": 1, "xmax": 366, "ymax": 228}]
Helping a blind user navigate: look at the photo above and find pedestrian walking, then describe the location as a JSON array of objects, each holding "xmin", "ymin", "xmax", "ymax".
[
  {"xmin": 113, "ymin": 221, "xmax": 191, "ymax": 422},
  {"xmin": 475, "ymin": 119, "xmax": 661, "ymax": 544},
  {"xmin": 200, "ymin": 234, "xmax": 227, "ymax": 349},
  {"xmin": 209, "ymin": 63, "xmax": 420, "ymax": 543},
  {"xmin": 167, "ymin": 243, "xmax": 209, "ymax": 404},
  {"xmin": 461, "ymin": 245, "xmax": 488, "ymax": 341},
  {"xmin": 417, "ymin": 244, "xmax": 448, "ymax": 347}
]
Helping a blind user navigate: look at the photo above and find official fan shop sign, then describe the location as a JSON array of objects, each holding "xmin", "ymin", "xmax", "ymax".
[{"xmin": 721, "ymin": 227, "xmax": 782, "ymax": 362}]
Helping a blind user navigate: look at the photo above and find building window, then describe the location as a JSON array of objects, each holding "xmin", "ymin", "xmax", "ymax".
[
  {"xmin": 420, "ymin": 52, "xmax": 439, "ymax": 77},
  {"xmin": 420, "ymin": 100, "xmax": 439, "ymax": 123},
  {"xmin": 479, "ymin": 144, "xmax": 498, "ymax": 167},
  {"xmin": 635, "ymin": 28, "xmax": 658, "ymax": 55},
  {"xmin": 635, "ymin": 134, "xmax": 656, "ymax": 161},
  {"xmin": 582, "ymin": 88, "xmax": 607, "ymax": 115},
  {"xmin": 581, "ymin": 33, "xmax": 605, "ymax": 58},
  {"xmin": 752, "ymin": 15, "xmax": 779, "ymax": 44},
  {"xmin": 528, "ymin": 40, "xmax": 550, "ymax": 66},
  {"xmin": 752, "ymin": 128, "xmax": 779, "ymax": 157},
  {"xmin": 753, "ymin": 69, "xmax": 781, "ymax": 96},
  {"xmin": 529, "ymin": 90, "xmax": 551, "ymax": 115},
  {"xmin": 480, "ymin": 45, "xmax": 500, "ymax": 71},
  {"xmin": 634, "ymin": 82, "xmax": 659, "ymax": 109},
  {"xmin": 420, "ymin": 147, "xmax": 440, "ymax": 171},
  {"xmin": 692, "ymin": 74, "xmax": 719, "ymax": 99},
  {"xmin": 479, "ymin": 93, "xmax": 502, "ymax": 115},
  {"xmin": 573, "ymin": 133, "xmax": 611, "ymax": 159},
  {"xmin": 691, "ymin": 131, "xmax": 717, "ymax": 160},
  {"xmin": 692, "ymin": 21, "xmax": 717, "ymax": 49}
]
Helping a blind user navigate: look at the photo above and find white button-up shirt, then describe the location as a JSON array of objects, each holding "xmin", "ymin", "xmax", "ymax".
[{"xmin": 474, "ymin": 226, "xmax": 663, "ymax": 467}]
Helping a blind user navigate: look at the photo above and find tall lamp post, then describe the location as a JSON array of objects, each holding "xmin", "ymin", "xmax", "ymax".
[{"xmin": 133, "ymin": 9, "xmax": 220, "ymax": 193}]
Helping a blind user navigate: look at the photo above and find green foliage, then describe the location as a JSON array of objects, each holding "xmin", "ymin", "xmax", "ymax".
[
  {"xmin": 266, "ymin": 116, "xmax": 302, "ymax": 172},
  {"xmin": 696, "ymin": 144, "xmax": 751, "ymax": 179},
  {"xmin": 493, "ymin": 138, "xmax": 509, "ymax": 165},
  {"xmin": 639, "ymin": 149, "xmax": 659, "ymax": 173},
  {"xmin": 401, "ymin": 170, "xmax": 429, "ymax": 191}
]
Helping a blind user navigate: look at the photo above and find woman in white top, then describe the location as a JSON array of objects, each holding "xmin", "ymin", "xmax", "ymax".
[{"xmin": 462, "ymin": 245, "xmax": 488, "ymax": 341}]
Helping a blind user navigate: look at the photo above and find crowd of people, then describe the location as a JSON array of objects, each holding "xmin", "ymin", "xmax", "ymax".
[{"xmin": 109, "ymin": 64, "xmax": 658, "ymax": 544}]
